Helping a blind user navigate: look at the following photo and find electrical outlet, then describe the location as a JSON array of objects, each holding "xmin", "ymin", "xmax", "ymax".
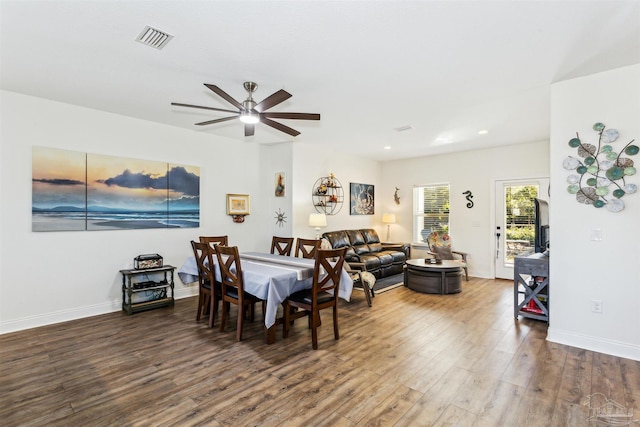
[{"xmin": 591, "ymin": 299, "xmax": 603, "ymax": 313}]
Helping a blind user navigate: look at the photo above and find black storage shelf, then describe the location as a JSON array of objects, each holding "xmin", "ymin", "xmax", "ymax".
[{"xmin": 120, "ymin": 265, "xmax": 175, "ymax": 315}]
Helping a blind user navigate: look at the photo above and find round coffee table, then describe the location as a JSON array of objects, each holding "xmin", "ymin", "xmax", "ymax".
[{"xmin": 404, "ymin": 259, "xmax": 463, "ymax": 294}]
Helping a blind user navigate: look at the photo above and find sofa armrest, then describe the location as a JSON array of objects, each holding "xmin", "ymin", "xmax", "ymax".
[{"xmin": 381, "ymin": 242, "xmax": 410, "ymax": 258}]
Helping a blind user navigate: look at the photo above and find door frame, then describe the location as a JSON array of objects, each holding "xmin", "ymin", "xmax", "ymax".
[{"xmin": 490, "ymin": 176, "xmax": 550, "ymax": 279}]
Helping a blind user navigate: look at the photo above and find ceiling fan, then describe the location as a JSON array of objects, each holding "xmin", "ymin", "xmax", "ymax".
[{"xmin": 171, "ymin": 81, "xmax": 320, "ymax": 137}]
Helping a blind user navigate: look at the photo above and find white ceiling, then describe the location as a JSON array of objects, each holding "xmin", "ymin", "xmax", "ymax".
[{"xmin": 1, "ymin": 0, "xmax": 639, "ymax": 161}]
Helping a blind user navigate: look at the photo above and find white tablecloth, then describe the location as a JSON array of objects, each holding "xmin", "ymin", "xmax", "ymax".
[{"xmin": 178, "ymin": 252, "xmax": 353, "ymax": 328}]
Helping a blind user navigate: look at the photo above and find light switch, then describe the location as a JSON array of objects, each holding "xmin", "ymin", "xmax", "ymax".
[{"xmin": 591, "ymin": 229, "xmax": 603, "ymax": 241}]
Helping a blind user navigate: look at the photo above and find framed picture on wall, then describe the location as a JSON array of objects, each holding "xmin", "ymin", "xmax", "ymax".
[
  {"xmin": 275, "ymin": 172, "xmax": 285, "ymax": 197},
  {"xmin": 350, "ymin": 182, "xmax": 375, "ymax": 215},
  {"xmin": 226, "ymin": 193, "xmax": 251, "ymax": 215}
]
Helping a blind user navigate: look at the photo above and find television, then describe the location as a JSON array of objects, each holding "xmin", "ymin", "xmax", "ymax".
[{"xmin": 534, "ymin": 198, "xmax": 549, "ymax": 253}]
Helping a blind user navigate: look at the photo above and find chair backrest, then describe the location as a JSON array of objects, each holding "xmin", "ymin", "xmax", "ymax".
[
  {"xmin": 191, "ymin": 240, "xmax": 215, "ymax": 287},
  {"xmin": 295, "ymin": 238, "xmax": 321, "ymax": 259},
  {"xmin": 426, "ymin": 231, "xmax": 452, "ymax": 250},
  {"xmin": 200, "ymin": 235, "xmax": 229, "ymax": 252},
  {"xmin": 312, "ymin": 247, "xmax": 346, "ymax": 297},
  {"xmin": 271, "ymin": 236, "xmax": 294, "ymax": 256},
  {"xmin": 426, "ymin": 231, "xmax": 456, "ymax": 260},
  {"xmin": 214, "ymin": 245, "xmax": 244, "ymax": 295}
]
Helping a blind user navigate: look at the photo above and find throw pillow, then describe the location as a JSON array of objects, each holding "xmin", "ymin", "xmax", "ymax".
[
  {"xmin": 433, "ymin": 245, "xmax": 454, "ymax": 260},
  {"xmin": 360, "ymin": 271, "xmax": 376, "ymax": 290}
]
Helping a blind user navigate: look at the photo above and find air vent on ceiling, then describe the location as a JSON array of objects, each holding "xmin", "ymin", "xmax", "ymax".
[
  {"xmin": 136, "ymin": 25, "xmax": 173, "ymax": 50},
  {"xmin": 394, "ymin": 125, "xmax": 414, "ymax": 132}
]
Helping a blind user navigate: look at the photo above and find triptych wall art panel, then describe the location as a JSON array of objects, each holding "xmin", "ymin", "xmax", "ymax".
[{"xmin": 32, "ymin": 147, "xmax": 200, "ymax": 232}]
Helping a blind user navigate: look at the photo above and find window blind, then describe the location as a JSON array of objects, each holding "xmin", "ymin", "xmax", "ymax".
[{"xmin": 413, "ymin": 184, "xmax": 450, "ymax": 241}]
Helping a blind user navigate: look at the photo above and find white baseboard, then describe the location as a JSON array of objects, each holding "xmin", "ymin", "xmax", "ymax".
[
  {"xmin": 0, "ymin": 287, "xmax": 198, "ymax": 335},
  {"xmin": 547, "ymin": 326, "xmax": 640, "ymax": 362}
]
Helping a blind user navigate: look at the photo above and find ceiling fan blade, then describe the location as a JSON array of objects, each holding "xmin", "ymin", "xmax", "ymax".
[
  {"xmin": 244, "ymin": 124, "xmax": 255, "ymax": 137},
  {"xmin": 261, "ymin": 112, "xmax": 320, "ymax": 120},
  {"xmin": 254, "ymin": 89, "xmax": 292, "ymax": 112},
  {"xmin": 195, "ymin": 115, "xmax": 238, "ymax": 126},
  {"xmin": 204, "ymin": 84, "xmax": 244, "ymax": 110},
  {"xmin": 261, "ymin": 117, "xmax": 300, "ymax": 137},
  {"xmin": 171, "ymin": 102, "xmax": 238, "ymax": 114}
]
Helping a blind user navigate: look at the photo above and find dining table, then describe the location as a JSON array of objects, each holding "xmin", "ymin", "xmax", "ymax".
[{"xmin": 178, "ymin": 251, "xmax": 353, "ymax": 344}]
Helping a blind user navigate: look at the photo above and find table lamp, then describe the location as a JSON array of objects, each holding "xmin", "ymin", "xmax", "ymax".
[
  {"xmin": 308, "ymin": 213, "xmax": 327, "ymax": 239},
  {"xmin": 382, "ymin": 213, "xmax": 396, "ymax": 241}
]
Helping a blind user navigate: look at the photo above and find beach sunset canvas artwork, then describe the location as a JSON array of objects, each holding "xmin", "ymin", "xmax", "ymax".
[
  {"xmin": 32, "ymin": 147, "xmax": 87, "ymax": 231},
  {"xmin": 167, "ymin": 163, "xmax": 200, "ymax": 228},
  {"xmin": 32, "ymin": 147, "xmax": 200, "ymax": 231}
]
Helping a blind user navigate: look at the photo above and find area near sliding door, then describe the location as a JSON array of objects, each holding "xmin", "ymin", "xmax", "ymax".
[{"xmin": 494, "ymin": 178, "xmax": 549, "ymax": 280}]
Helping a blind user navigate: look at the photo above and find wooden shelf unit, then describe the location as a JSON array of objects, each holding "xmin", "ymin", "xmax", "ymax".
[
  {"xmin": 514, "ymin": 252, "xmax": 549, "ymax": 322},
  {"xmin": 120, "ymin": 265, "xmax": 175, "ymax": 315}
]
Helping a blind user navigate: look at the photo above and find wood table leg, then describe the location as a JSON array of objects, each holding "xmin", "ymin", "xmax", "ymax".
[
  {"xmin": 264, "ymin": 324, "xmax": 277, "ymax": 344},
  {"xmin": 264, "ymin": 315, "xmax": 285, "ymax": 344}
]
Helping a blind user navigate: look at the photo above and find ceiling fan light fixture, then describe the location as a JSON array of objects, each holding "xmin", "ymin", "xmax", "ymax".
[
  {"xmin": 173, "ymin": 82, "xmax": 320, "ymax": 136},
  {"xmin": 239, "ymin": 110, "xmax": 260, "ymax": 124}
]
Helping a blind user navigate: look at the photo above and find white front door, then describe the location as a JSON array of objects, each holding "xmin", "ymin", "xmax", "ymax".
[{"xmin": 494, "ymin": 178, "xmax": 549, "ymax": 280}]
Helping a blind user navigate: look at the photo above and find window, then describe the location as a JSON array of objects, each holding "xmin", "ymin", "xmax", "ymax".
[{"xmin": 413, "ymin": 184, "xmax": 450, "ymax": 242}]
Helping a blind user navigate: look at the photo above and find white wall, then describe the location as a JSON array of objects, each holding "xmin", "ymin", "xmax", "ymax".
[
  {"xmin": 291, "ymin": 143, "xmax": 383, "ymax": 239},
  {"xmin": 0, "ymin": 91, "xmax": 268, "ymax": 333},
  {"xmin": 259, "ymin": 143, "xmax": 293, "ymax": 239},
  {"xmin": 548, "ymin": 64, "xmax": 640, "ymax": 361},
  {"xmin": 381, "ymin": 141, "xmax": 550, "ymax": 278}
]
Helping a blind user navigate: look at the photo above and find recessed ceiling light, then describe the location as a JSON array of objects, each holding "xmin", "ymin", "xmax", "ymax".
[
  {"xmin": 384, "ymin": 146, "xmax": 392, "ymax": 150},
  {"xmin": 478, "ymin": 130, "xmax": 489, "ymax": 135}
]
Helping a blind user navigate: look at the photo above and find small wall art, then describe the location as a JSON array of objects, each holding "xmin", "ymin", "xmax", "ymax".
[
  {"xmin": 350, "ymin": 182, "xmax": 375, "ymax": 215},
  {"xmin": 274, "ymin": 208, "xmax": 287, "ymax": 227},
  {"xmin": 394, "ymin": 187, "xmax": 400, "ymax": 205},
  {"xmin": 226, "ymin": 193, "xmax": 250, "ymax": 215},
  {"xmin": 226, "ymin": 193, "xmax": 250, "ymax": 223},
  {"xmin": 462, "ymin": 190, "xmax": 474, "ymax": 208},
  {"xmin": 275, "ymin": 172, "xmax": 285, "ymax": 197}
]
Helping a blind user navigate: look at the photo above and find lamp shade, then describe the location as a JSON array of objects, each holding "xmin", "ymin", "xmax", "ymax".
[
  {"xmin": 308, "ymin": 213, "xmax": 327, "ymax": 228},
  {"xmin": 382, "ymin": 213, "xmax": 396, "ymax": 224}
]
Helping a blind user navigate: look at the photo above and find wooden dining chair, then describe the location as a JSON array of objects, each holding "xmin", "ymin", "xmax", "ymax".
[
  {"xmin": 214, "ymin": 245, "xmax": 263, "ymax": 342},
  {"xmin": 283, "ymin": 247, "xmax": 347, "ymax": 350},
  {"xmin": 270, "ymin": 236, "xmax": 294, "ymax": 256},
  {"xmin": 199, "ymin": 235, "xmax": 229, "ymax": 251},
  {"xmin": 295, "ymin": 238, "xmax": 321, "ymax": 259},
  {"xmin": 190, "ymin": 240, "xmax": 219, "ymax": 327}
]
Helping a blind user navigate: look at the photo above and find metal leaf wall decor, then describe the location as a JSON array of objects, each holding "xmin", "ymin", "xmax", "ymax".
[{"xmin": 563, "ymin": 122, "xmax": 637, "ymax": 212}]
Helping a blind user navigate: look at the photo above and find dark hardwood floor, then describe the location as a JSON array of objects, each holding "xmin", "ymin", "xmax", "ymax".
[{"xmin": 1, "ymin": 278, "xmax": 639, "ymax": 426}]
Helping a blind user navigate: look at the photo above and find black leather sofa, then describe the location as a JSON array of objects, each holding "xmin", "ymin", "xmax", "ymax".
[{"xmin": 322, "ymin": 229, "xmax": 409, "ymax": 279}]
